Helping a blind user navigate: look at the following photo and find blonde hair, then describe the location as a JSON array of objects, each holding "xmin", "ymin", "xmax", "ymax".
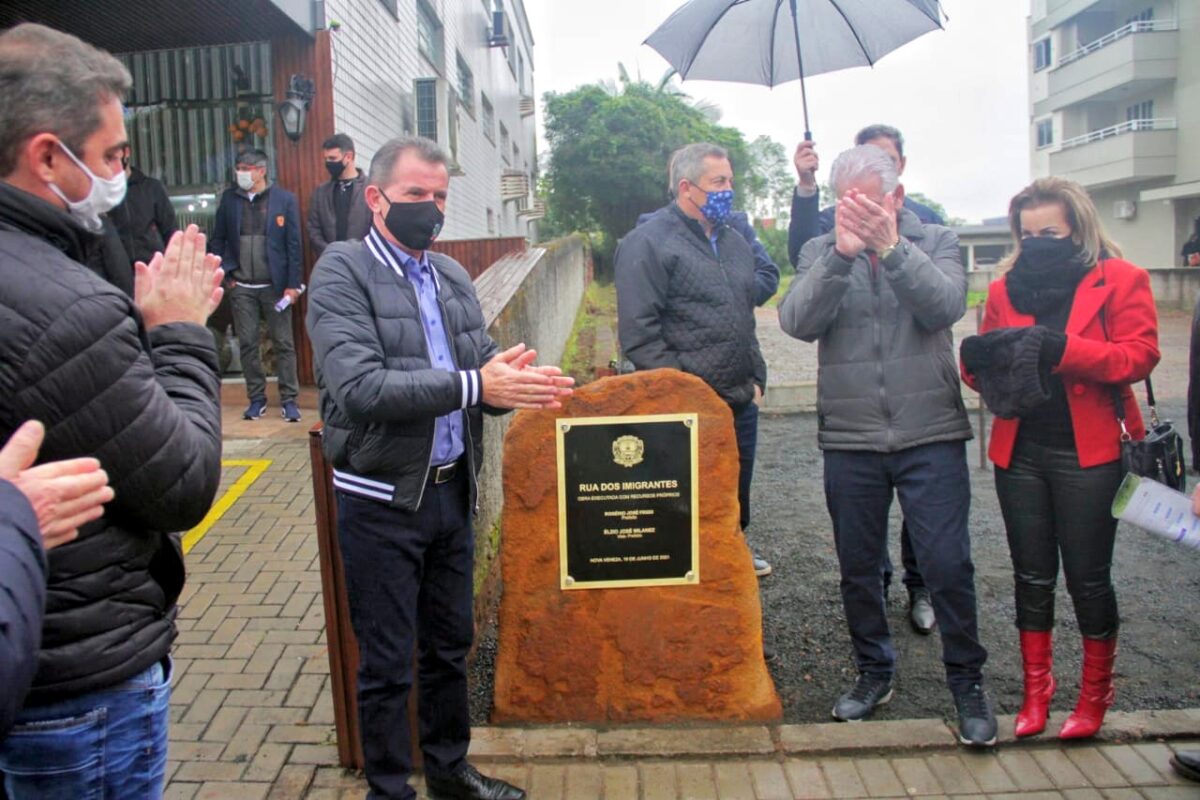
[{"xmin": 1000, "ymin": 176, "xmax": 1122, "ymax": 270}]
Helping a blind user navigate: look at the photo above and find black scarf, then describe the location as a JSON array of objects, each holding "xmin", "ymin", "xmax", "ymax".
[{"xmin": 1005, "ymin": 241, "xmax": 1094, "ymax": 317}]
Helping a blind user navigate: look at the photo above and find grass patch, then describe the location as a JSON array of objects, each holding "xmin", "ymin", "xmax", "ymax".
[
  {"xmin": 560, "ymin": 280, "xmax": 618, "ymax": 381},
  {"xmin": 967, "ymin": 290, "xmax": 987, "ymax": 308}
]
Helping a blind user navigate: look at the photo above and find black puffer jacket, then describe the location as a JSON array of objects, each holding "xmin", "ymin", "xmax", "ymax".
[
  {"xmin": 0, "ymin": 183, "xmax": 222, "ymax": 703},
  {"xmin": 614, "ymin": 204, "xmax": 767, "ymax": 406},
  {"xmin": 307, "ymin": 226, "xmax": 502, "ymax": 512}
]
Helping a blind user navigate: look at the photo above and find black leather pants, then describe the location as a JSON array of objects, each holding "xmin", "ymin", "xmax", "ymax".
[{"xmin": 994, "ymin": 437, "xmax": 1122, "ymax": 639}]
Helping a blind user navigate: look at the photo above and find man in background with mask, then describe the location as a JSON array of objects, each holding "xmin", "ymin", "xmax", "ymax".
[
  {"xmin": 778, "ymin": 145, "xmax": 993, "ymax": 744},
  {"xmin": 0, "ymin": 23, "xmax": 224, "ymax": 796},
  {"xmin": 307, "ymin": 136, "xmax": 573, "ymax": 800},
  {"xmin": 614, "ymin": 142, "xmax": 770, "ymax": 577},
  {"xmin": 308, "ymin": 132, "xmax": 370, "ymax": 258},
  {"xmin": 111, "ymin": 143, "xmax": 177, "ymax": 267},
  {"xmin": 210, "ymin": 148, "xmax": 303, "ymax": 422}
]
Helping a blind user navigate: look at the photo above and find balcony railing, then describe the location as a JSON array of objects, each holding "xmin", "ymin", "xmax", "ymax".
[
  {"xmin": 1056, "ymin": 19, "xmax": 1177, "ymax": 68},
  {"xmin": 1059, "ymin": 118, "xmax": 1177, "ymax": 150}
]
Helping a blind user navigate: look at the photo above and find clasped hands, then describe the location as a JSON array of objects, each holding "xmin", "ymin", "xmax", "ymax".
[
  {"xmin": 480, "ymin": 343, "xmax": 575, "ymax": 410},
  {"xmin": 834, "ymin": 189, "xmax": 900, "ymax": 261},
  {"xmin": 135, "ymin": 224, "xmax": 225, "ymax": 329}
]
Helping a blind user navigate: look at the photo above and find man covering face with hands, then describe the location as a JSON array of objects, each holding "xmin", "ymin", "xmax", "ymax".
[{"xmin": 779, "ymin": 144, "xmax": 995, "ymax": 747}]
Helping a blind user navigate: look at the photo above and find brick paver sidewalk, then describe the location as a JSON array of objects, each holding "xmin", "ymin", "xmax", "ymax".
[{"xmin": 161, "ymin": 391, "xmax": 1200, "ymax": 799}]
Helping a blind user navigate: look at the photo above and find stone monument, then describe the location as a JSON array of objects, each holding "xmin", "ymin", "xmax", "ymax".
[{"xmin": 492, "ymin": 369, "xmax": 782, "ymax": 723}]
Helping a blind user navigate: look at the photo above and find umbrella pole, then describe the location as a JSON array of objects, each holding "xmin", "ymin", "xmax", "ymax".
[{"xmin": 788, "ymin": 0, "xmax": 811, "ymax": 140}]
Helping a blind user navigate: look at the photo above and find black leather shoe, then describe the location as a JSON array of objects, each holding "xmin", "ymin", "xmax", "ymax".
[
  {"xmin": 1171, "ymin": 750, "xmax": 1200, "ymax": 782},
  {"xmin": 832, "ymin": 673, "xmax": 893, "ymax": 721},
  {"xmin": 908, "ymin": 589, "xmax": 936, "ymax": 635},
  {"xmin": 953, "ymin": 683, "xmax": 998, "ymax": 747},
  {"xmin": 426, "ymin": 763, "xmax": 526, "ymax": 800}
]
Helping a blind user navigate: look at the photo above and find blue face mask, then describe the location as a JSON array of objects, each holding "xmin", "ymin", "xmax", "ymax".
[{"xmin": 691, "ymin": 187, "xmax": 734, "ymax": 225}]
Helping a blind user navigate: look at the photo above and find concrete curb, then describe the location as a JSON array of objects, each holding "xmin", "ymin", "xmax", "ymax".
[{"xmin": 468, "ymin": 708, "xmax": 1200, "ymax": 762}]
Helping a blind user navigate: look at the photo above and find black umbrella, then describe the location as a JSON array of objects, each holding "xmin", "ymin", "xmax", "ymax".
[{"xmin": 644, "ymin": 0, "xmax": 946, "ymax": 139}]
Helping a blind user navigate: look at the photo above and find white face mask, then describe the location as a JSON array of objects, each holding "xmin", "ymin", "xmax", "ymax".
[
  {"xmin": 47, "ymin": 141, "xmax": 127, "ymax": 233},
  {"xmin": 236, "ymin": 170, "xmax": 256, "ymax": 192}
]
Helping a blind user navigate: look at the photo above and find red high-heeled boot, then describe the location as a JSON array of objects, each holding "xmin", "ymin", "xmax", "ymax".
[
  {"xmin": 1015, "ymin": 630, "xmax": 1055, "ymax": 737},
  {"xmin": 1058, "ymin": 636, "xmax": 1116, "ymax": 740}
]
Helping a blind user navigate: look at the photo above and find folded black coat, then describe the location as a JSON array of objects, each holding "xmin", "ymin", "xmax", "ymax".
[{"xmin": 961, "ymin": 326, "xmax": 1053, "ymax": 419}]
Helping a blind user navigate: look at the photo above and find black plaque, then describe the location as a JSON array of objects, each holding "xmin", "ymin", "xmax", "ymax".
[{"xmin": 556, "ymin": 414, "xmax": 698, "ymax": 589}]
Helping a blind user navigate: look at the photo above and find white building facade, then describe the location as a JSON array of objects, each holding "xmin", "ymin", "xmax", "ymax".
[
  {"xmin": 324, "ymin": 0, "xmax": 540, "ymax": 240},
  {"xmin": 1028, "ymin": 0, "xmax": 1200, "ymax": 267}
]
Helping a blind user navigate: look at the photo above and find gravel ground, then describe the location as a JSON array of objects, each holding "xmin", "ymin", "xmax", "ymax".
[{"xmin": 469, "ymin": 308, "xmax": 1200, "ymax": 725}]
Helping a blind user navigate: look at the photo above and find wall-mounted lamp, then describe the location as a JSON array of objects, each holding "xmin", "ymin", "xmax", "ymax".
[{"xmin": 278, "ymin": 74, "xmax": 316, "ymax": 142}]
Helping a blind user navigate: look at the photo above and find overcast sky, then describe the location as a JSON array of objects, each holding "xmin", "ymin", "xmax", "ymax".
[{"xmin": 520, "ymin": 0, "xmax": 1030, "ymax": 223}]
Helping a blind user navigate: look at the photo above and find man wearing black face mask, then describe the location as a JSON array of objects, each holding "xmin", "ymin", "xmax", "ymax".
[
  {"xmin": 614, "ymin": 142, "xmax": 770, "ymax": 578},
  {"xmin": 307, "ymin": 133, "xmax": 370, "ymax": 258},
  {"xmin": 307, "ymin": 136, "xmax": 573, "ymax": 800},
  {"xmin": 111, "ymin": 144, "xmax": 178, "ymax": 267}
]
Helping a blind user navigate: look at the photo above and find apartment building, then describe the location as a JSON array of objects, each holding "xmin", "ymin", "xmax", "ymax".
[
  {"xmin": 1028, "ymin": 0, "xmax": 1200, "ymax": 266},
  {"xmin": 0, "ymin": 0, "xmax": 542, "ymax": 380},
  {"xmin": 0, "ymin": 0, "xmax": 540, "ymax": 242},
  {"xmin": 325, "ymin": 0, "xmax": 541, "ymax": 240}
]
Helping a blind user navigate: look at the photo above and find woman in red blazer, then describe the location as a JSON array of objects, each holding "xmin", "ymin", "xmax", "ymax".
[{"xmin": 962, "ymin": 177, "xmax": 1159, "ymax": 741}]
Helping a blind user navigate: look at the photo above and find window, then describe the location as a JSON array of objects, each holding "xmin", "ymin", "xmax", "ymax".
[
  {"xmin": 1126, "ymin": 100, "xmax": 1154, "ymax": 126},
  {"xmin": 499, "ymin": 122, "xmax": 510, "ymax": 164},
  {"xmin": 415, "ymin": 78, "xmax": 439, "ymax": 141},
  {"xmin": 456, "ymin": 52, "xmax": 475, "ymax": 117},
  {"xmin": 377, "ymin": 0, "xmax": 399, "ymax": 18},
  {"xmin": 481, "ymin": 94, "xmax": 495, "ymax": 143},
  {"xmin": 487, "ymin": 208, "xmax": 496, "ymax": 234},
  {"xmin": 518, "ymin": 51, "xmax": 525, "ymax": 95},
  {"xmin": 1033, "ymin": 37, "xmax": 1052, "ymax": 71},
  {"xmin": 1036, "ymin": 119, "xmax": 1053, "ymax": 149},
  {"xmin": 513, "ymin": 140, "xmax": 520, "ymax": 166},
  {"xmin": 417, "ymin": 0, "xmax": 444, "ymax": 72},
  {"xmin": 1126, "ymin": 8, "xmax": 1153, "ymax": 25}
]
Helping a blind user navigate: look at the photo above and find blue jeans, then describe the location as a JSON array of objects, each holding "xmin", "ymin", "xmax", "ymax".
[
  {"xmin": 823, "ymin": 441, "xmax": 987, "ymax": 691},
  {"xmin": 731, "ymin": 400, "xmax": 758, "ymax": 531},
  {"xmin": 0, "ymin": 658, "xmax": 171, "ymax": 799}
]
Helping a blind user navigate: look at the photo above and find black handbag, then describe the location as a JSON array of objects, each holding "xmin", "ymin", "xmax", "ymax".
[{"xmin": 1111, "ymin": 377, "xmax": 1186, "ymax": 491}]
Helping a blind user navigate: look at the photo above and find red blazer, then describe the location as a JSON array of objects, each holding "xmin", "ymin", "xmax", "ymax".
[{"xmin": 963, "ymin": 258, "xmax": 1160, "ymax": 469}]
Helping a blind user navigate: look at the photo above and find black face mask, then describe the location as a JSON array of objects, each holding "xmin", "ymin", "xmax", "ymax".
[
  {"xmin": 325, "ymin": 160, "xmax": 347, "ymax": 180},
  {"xmin": 379, "ymin": 194, "xmax": 444, "ymax": 251},
  {"xmin": 1017, "ymin": 235, "xmax": 1083, "ymax": 272}
]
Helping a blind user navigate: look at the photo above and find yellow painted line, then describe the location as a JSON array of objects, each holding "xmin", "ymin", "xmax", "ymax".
[{"xmin": 182, "ymin": 459, "xmax": 273, "ymax": 554}]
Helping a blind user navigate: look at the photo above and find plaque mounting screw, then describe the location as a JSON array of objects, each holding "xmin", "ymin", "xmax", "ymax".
[
  {"xmin": 564, "ymin": 576, "xmax": 575, "ymax": 586},
  {"xmin": 561, "ymin": 423, "xmax": 571, "ymax": 432},
  {"xmin": 685, "ymin": 570, "xmax": 696, "ymax": 582},
  {"xmin": 684, "ymin": 419, "xmax": 693, "ymax": 428}
]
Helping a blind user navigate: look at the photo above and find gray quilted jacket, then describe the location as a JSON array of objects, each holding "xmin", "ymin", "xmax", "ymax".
[
  {"xmin": 778, "ymin": 209, "xmax": 972, "ymax": 452},
  {"xmin": 614, "ymin": 204, "xmax": 766, "ymax": 406},
  {"xmin": 306, "ymin": 227, "xmax": 503, "ymax": 511}
]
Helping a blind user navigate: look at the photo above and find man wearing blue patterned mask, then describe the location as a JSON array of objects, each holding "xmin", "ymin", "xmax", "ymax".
[{"xmin": 615, "ymin": 142, "xmax": 771, "ymax": 579}]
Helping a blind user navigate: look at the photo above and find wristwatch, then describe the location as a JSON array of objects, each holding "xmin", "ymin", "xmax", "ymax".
[{"xmin": 879, "ymin": 238, "xmax": 907, "ymax": 265}]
